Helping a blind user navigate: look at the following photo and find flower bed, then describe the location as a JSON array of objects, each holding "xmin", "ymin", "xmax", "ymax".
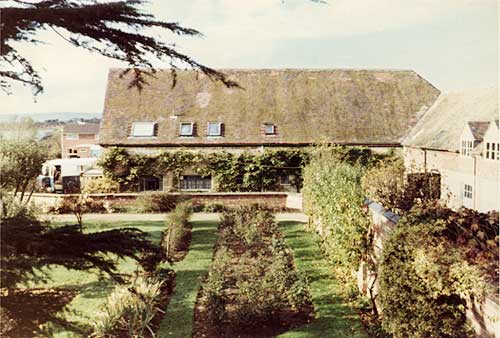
[{"xmin": 193, "ymin": 207, "xmax": 313, "ymax": 338}]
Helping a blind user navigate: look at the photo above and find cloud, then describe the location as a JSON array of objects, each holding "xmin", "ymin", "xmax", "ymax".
[{"xmin": 0, "ymin": 0, "xmax": 497, "ymax": 114}]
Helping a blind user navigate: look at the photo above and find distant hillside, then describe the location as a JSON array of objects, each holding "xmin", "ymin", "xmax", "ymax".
[{"xmin": 0, "ymin": 112, "xmax": 102, "ymax": 122}]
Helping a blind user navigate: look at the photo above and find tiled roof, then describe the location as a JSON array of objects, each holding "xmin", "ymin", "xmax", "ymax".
[
  {"xmin": 468, "ymin": 121, "xmax": 491, "ymax": 141},
  {"xmin": 63, "ymin": 123, "xmax": 100, "ymax": 134},
  {"xmin": 403, "ymin": 87, "xmax": 499, "ymax": 151},
  {"xmin": 100, "ymin": 68, "xmax": 440, "ymax": 147}
]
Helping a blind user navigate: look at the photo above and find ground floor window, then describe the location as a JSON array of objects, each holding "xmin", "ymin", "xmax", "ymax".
[
  {"xmin": 180, "ymin": 175, "xmax": 211, "ymax": 190},
  {"xmin": 139, "ymin": 176, "xmax": 162, "ymax": 191}
]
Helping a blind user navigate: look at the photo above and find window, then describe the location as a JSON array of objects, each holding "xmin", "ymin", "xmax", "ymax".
[
  {"xmin": 131, "ymin": 122, "xmax": 156, "ymax": 137},
  {"xmin": 463, "ymin": 184, "xmax": 473, "ymax": 199},
  {"xmin": 68, "ymin": 148, "xmax": 76, "ymax": 154},
  {"xmin": 280, "ymin": 175, "xmax": 290, "ymax": 185},
  {"xmin": 460, "ymin": 140, "xmax": 473, "ymax": 156},
  {"xmin": 207, "ymin": 122, "xmax": 222, "ymax": 136},
  {"xmin": 79, "ymin": 149, "xmax": 87, "ymax": 153},
  {"xmin": 139, "ymin": 176, "xmax": 162, "ymax": 191},
  {"xmin": 180, "ymin": 122, "xmax": 194, "ymax": 136},
  {"xmin": 180, "ymin": 175, "xmax": 211, "ymax": 190},
  {"xmin": 264, "ymin": 123, "xmax": 276, "ymax": 135},
  {"xmin": 485, "ymin": 142, "xmax": 500, "ymax": 160},
  {"xmin": 65, "ymin": 133, "xmax": 79, "ymax": 140}
]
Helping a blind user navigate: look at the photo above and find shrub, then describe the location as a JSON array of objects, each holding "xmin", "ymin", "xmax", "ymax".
[
  {"xmin": 92, "ymin": 276, "xmax": 162, "ymax": 338},
  {"xmin": 204, "ymin": 207, "xmax": 312, "ymax": 331},
  {"xmin": 82, "ymin": 177, "xmax": 120, "ymax": 194},
  {"xmin": 362, "ymin": 159, "xmax": 441, "ymax": 213},
  {"xmin": 379, "ymin": 202, "xmax": 491, "ymax": 338},
  {"xmin": 202, "ymin": 203, "xmax": 227, "ymax": 213},
  {"xmin": 134, "ymin": 192, "xmax": 180, "ymax": 213},
  {"xmin": 302, "ymin": 146, "xmax": 371, "ymax": 278},
  {"xmin": 49, "ymin": 196, "xmax": 107, "ymax": 214},
  {"xmin": 161, "ymin": 201, "xmax": 193, "ymax": 259}
]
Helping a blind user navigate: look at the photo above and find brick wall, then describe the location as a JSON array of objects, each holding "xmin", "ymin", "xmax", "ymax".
[
  {"xmin": 30, "ymin": 192, "xmax": 289, "ymax": 212},
  {"xmin": 62, "ymin": 133, "xmax": 99, "ymax": 158}
]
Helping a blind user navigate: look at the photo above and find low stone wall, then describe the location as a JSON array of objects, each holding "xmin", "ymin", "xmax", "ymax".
[
  {"xmin": 359, "ymin": 199, "xmax": 499, "ymax": 338},
  {"xmin": 29, "ymin": 192, "xmax": 290, "ymax": 212}
]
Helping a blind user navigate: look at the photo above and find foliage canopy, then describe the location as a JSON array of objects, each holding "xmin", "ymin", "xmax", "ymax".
[{"xmin": 0, "ymin": 0, "xmax": 238, "ymax": 95}]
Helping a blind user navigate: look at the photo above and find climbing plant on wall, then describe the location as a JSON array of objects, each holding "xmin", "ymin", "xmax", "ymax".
[{"xmin": 98, "ymin": 147, "xmax": 309, "ymax": 192}]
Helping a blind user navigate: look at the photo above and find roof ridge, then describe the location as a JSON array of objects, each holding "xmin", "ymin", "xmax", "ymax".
[{"xmin": 107, "ymin": 67, "xmax": 418, "ymax": 73}]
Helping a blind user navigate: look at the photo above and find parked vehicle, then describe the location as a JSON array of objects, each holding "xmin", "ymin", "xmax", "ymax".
[{"xmin": 38, "ymin": 158, "xmax": 98, "ymax": 193}]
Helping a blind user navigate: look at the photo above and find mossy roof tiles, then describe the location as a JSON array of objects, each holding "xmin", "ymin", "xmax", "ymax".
[{"xmin": 100, "ymin": 68, "xmax": 440, "ymax": 147}]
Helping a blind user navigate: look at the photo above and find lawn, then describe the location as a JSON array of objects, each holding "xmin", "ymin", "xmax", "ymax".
[
  {"xmin": 156, "ymin": 216, "xmax": 219, "ymax": 337},
  {"xmin": 7, "ymin": 214, "xmax": 366, "ymax": 338},
  {"xmin": 13, "ymin": 220, "xmax": 166, "ymax": 338},
  {"xmin": 277, "ymin": 220, "xmax": 367, "ymax": 338}
]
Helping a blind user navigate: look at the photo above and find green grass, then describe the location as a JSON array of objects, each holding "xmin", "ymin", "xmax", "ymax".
[
  {"xmin": 17, "ymin": 220, "xmax": 166, "ymax": 338},
  {"xmin": 277, "ymin": 221, "xmax": 367, "ymax": 338},
  {"xmin": 157, "ymin": 218, "xmax": 219, "ymax": 337}
]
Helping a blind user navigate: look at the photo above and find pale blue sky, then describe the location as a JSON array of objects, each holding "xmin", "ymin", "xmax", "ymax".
[{"xmin": 1, "ymin": 0, "xmax": 498, "ymax": 114}]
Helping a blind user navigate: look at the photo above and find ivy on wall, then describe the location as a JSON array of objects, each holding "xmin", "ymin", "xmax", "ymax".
[{"xmin": 98, "ymin": 147, "xmax": 309, "ymax": 192}]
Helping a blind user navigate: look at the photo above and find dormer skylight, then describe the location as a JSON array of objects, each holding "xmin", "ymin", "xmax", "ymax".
[
  {"xmin": 264, "ymin": 123, "xmax": 276, "ymax": 135},
  {"xmin": 207, "ymin": 122, "xmax": 222, "ymax": 136},
  {"xmin": 180, "ymin": 122, "xmax": 194, "ymax": 136},
  {"xmin": 131, "ymin": 122, "xmax": 156, "ymax": 137}
]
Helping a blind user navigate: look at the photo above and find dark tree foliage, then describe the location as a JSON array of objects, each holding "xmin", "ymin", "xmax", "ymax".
[
  {"xmin": 0, "ymin": 0, "xmax": 239, "ymax": 95},
  {"xmin": 1, "ymin": 211, "xmax": 163, "ymax": 288}
]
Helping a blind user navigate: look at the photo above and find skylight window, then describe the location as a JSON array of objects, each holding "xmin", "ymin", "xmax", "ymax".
[
  {"xmin": 264, "ymin": 123, "xmax": 276, "ymax": 135},
  {"xmin": 207, "ymin": 122, "xmax": 222, "ymax": 136},
  {"xmin": 131, "ymin": 122, "xmax": 156, "ymax": 137},
  {"xmin": 180, "ymin": 122, "xmax": 194, "ymax": 136}
]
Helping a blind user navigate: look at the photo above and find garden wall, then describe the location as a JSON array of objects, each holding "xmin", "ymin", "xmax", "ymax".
[
  {"xmin": 29, "ymin": 192, "xmax": 290, "ymax": 212},
  {"xmin": 358, "ymin": 199, "xmax": 499, "ymax": 338}
]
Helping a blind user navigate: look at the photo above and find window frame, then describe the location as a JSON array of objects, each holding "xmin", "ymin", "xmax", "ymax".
[
  {"xmin": 207, "ymin": 122, "xmax": 222, "ymax": 137},
  {"xmin": 131, "ymin": 122, "xmax": 156, "ymax": 138},
  {"xmin": 179, "ymin": 175, "xmax": 212, "ymax": 190},
  {"xmin": 264, "ymin": 123, "xmax": 276, "ymax": 135},
  {"xmin": 463, "ymin": 184, "xmax": 473, "ymax": 199},
  {"xmin": 484, "ymin": 142, "xmax": 500, "ymax": 160},
  {"xmin": 65, "ymin": 133, "xmax": 79, "ymax": 140},
  {"xmin": 460, "ymin": 140, "xmax": 473, "ymax": 156},
  {"xmin": 179, "ymin": 122, "xmax": 194, "ymax": 137}
]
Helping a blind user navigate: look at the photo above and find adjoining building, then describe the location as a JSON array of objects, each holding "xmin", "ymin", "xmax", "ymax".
[
  {"xmin": 403, "ymin": 88, "xmax": 499, "ymax": 212},
  {"xmin": 99, "ymin": 68, "xmax": 439, "ymax": 192},
  {"xmin": 61, "ymin": 123, "xmax": 102, "ymax": 159}
]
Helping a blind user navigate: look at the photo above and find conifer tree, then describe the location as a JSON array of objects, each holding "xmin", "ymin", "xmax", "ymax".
[{"xmin": 0, "ymin": 0, "xmax": 238, "ymax": 95}]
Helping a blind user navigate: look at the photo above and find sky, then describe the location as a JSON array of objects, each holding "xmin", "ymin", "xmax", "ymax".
[{"xmin": 1, "ymin": 0, "xmax": 498, "ymax": 115}]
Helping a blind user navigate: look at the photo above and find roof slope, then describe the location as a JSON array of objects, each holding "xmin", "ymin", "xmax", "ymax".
[
  {"xmin": 63, "ymin": 123, "xmax": 100, "ymax": 134},
  {"xmin": 100, "ymin": 69, "xmax": 440, "ymax": 147},
  {"xmin": 468, "ymin": 121, "xmax": 490, "ymax": 140},
  {"xmin": 403, "ymin": 87, "xmax": 499, "ymax": 152}
]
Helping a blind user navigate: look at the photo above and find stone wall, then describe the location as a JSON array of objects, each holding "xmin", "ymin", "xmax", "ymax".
[{"xmin": 358, "ymin": 199, "xmax": 499, "ymax": 338}]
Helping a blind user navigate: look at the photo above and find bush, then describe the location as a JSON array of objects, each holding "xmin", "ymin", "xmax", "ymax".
[
  {"xmin": 161, "ymin": 201, "xmax": 193, "ymax": 259},
  {"xmin": 92, "ymin": 276, "xmax": 163, "ymax": 337},
  {"xmin": 82, "ymin": 177, "xmax": 120, "ymax": 194},
  {"xmin": 134, "ymin": 192, "xmax": 180, "ymax": 213},
  {"xmin": 362, "ymin": 159, "xmax": 441, "ymax": 213},
  {"xmin": 379, "ymin": 202, "xmax": 491, "ymax": 338},
  {"xmin": 48, "ymin": 196, "xmax": 107, "ymax": 214},
  {"xmin": 201, "ymin": 207, "xmax": 312, "ymax": 331},
  {"xmin": 202, "ymin": 203, "xmax": 227, "ymax": 213},
  {"xmin": 302, "ymin": 146, "xmax": 371, "ymax": 278}
]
